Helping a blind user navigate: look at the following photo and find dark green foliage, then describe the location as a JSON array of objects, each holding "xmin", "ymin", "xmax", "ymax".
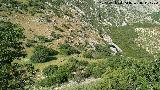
[
  {"xmin": 39, "ymin": 65, "xmax": 70, "ymax": 87},
  {"xmin": 43, "ymin": 65, "xmax": 58, "ymax": 76},
  {"xmin": 93, "ymin": 56, "xmax": 160, "ymax": 89},
  {"xmin": 52, "ymin": 0, "xmax": 65, "ymax": 7},
  {"xmin": 39, "ymin": 66, "xmax": 69, "ymax": 87},
  {"xmin": 0, "ymin": 21, "xmax": 26, "ymax": 63},
  {"xmin": 0, "ymin": 21, "xmax": 35, "ymax": 90},
  {"xmin": 54, "ymin": 66, "xmax": 70, "ymax": 84},
  {"xmin": 51, "ymin": 0, "xmax": 64, "ymax": 17},
  {"xmin": 0, "ymin": 0, "xmax": 66, "ymax": 17},
  {"xmin": 0, "ymin": 63, "xmax": 36, "ymax": 90},
  {"xmin": 86, "ymin": 61, "xmax": 108, "ymax": 78},
  {"xmin": 38, "ymin": 76, "xmax": 57, "ymax": 87},
  {"xmin": 83, "ymin": 50, "xmax": 94, "ymax": 59},
  {"xmin": 31, "ymin": 45, "xmax": 58, "ymax": 63},
  {"xmin": 100, "ymin": 57, "xmax": 151, "ymax": 89},
  {"xmin": 68, "ymin": 56, "xmax": 160, "ymax": 90},
  {"xmin": 40, "ymin": 58, "xmax": 90, "ymax": 87},
  {"xmin": 0, "ymin": 0, "xmax": 27, "ymax": 12},
  {"xmin": 28, "ymin": 0, "xmax": 46, "ymax": 10},
  {"xmin": 0, "ymin": 0, "xmax": 48, "ymax": 15},
  {"xmin": 95, "ymin": 44, "xmax": 109, "ymax": 52},
  {"xmin": 60, "ymin": 58, "xmax": 88, "ymax": 74},
  {"xmin": 60, "ymin": 58, "xmax": 89, "ymax": 82},
  {"xmin": 59, "ymin": 43, "xmax": 80, "ymax": 55}
]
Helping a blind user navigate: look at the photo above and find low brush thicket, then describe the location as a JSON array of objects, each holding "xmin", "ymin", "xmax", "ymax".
[
  {"xmin": 61, "ymin": 56, "xmax": 160, "ymax": 90},
  {"xmin": 59, "ymin": 43, "xmax": 81, "ymax": 55},
  {"xmin": 31, "ymin": 45, "xmax": 58, "ymax": 63},
  {"xmin": 39, "ymin": 58, "xmax": 89, "ymax": 87}
]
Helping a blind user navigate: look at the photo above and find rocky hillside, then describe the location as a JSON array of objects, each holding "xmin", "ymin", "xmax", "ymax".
[
  {"xmin": 1, "ymin": 0, "xmax": 160, "ymax": 90},
  {"xmin": 1, "ymin": 0, "xmax": 160, "ymax": 56}
]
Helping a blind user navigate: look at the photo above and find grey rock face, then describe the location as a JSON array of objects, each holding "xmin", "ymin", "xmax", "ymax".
[
  {"xmin": 93, "ymin": 0, "xmax": 160, "ymax": 26},
  {"xmin": 103, "ymin": 35, "xmax": 122, "ymax": 54},
  {"xmin": 109, "ymin": 42, "xmax": 123, "ymax": 53},
  {"xmin": 123, "ymin": 0, "xmax": 160, "ymax": 13}
]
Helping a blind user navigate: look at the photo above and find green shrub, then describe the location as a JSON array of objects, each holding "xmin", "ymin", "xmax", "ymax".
[
  {"xmin": 92, "ymin": 52, "xmax": 110, "ymax": 59},
  {"xmin": 83, "ymin": 50, "xmax": 94, "ymax": 59},
  {"xmin": 94, "ymin": 44, "xmax": 112, "ymax": 58},
  {"xmin": 86, "ymin": 61, "xmax": 108, "ymax": 78},
  {"xmin": 63, "ymin": 58, "xmax": 90, "ymax": 82},
  {"xmin": 61, "ymin": 57, "xmax": 160, "ymax": 90},
  {"xmin": 0, "ymin": 21, "xmax": 35, "ymax": 90},
  {"xmin": 39, "ymin": 65, "xmax": 69, "ymax": 87},
  {"xmin": 66, "ymin": 58, "xmax": 88, "ymax": 72},
  {"xmin": 43, "ymin": 65, "xmax": 58, "ymax": 76},
  {"xmin": 54, "ymin": 66, "xmax": 70, "ymax": 84},
  {"xmin": 59, "ymin": 43, "xmax": 80, "ymax": 55},
  {"xmin": 40, "ymin": 58, "xmax": 90, "ymax": 87},
  {"xmin": 38, "ymin": 76, "xmax": 57, "ymax": 87},
  {"xmin": 31, "ymin": 45, "xmax": 58, "ymax": 63}
]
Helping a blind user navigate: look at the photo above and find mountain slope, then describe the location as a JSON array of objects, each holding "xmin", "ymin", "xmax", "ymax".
[{"xmin": 1, "ymin": 0, "xmax": 160, "ymax": 89}]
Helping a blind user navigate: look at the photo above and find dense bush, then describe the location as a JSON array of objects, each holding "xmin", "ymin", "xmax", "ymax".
[
  {"xmin": 40, "ymin": 66, "xmax": 69, "ymax": 87},
  {"xmin": 31, "ymin": 45, "xmax": 58, "ymax": 63},
  {"xmin": 66, "ymin": 58, "xmax": 89, "ymax": 71},
  {"xmin": 38, "ymin": 76, "xmax": 57, "ymax": 87},
  {"xmin": 64, "ymin": 58, "xmax": 90, "ymax": 82},
  {"xmin": 97, "ymin": 57, "xmax": 160, "ymax": 89},
  {"xmin": 43, "ymin": 65, "xmax": 58, "ymax": 76},
  {"xmin": 61, "ymin": 56, "xmax": 160, "ymax": 90},
  {"xmin": 39, "ymin": 56, "xmax": 160, "ymax": 89},
  {"xmin": 0, "ymin": 21, "xmax": 36, "ymax": 89},
  {"xmin": 86, "ymin": 60, "xmax": 108, "ymax": 78},
  {"xmin": 93, "ymin": 52, "xmax": 111, "ymax": 59},
  {"xmin": 83, "ymin": 50, "xmax": 94, "ymax": 59},
  {"xmin": 59, "ymin": 43, "xmax": 80, "ymax": 55},
  {"xmin": 40, "ymin": 58, "xmax": 90, "ymax": 87},
  {"xmin": 39, "ymin": 65, "xmax": 70, "ymax": 87}
]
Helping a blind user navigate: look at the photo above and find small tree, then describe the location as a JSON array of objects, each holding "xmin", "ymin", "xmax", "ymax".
[{"xmin": 0, "ymin": 21, "xmax": 35, "ymax": 89}]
